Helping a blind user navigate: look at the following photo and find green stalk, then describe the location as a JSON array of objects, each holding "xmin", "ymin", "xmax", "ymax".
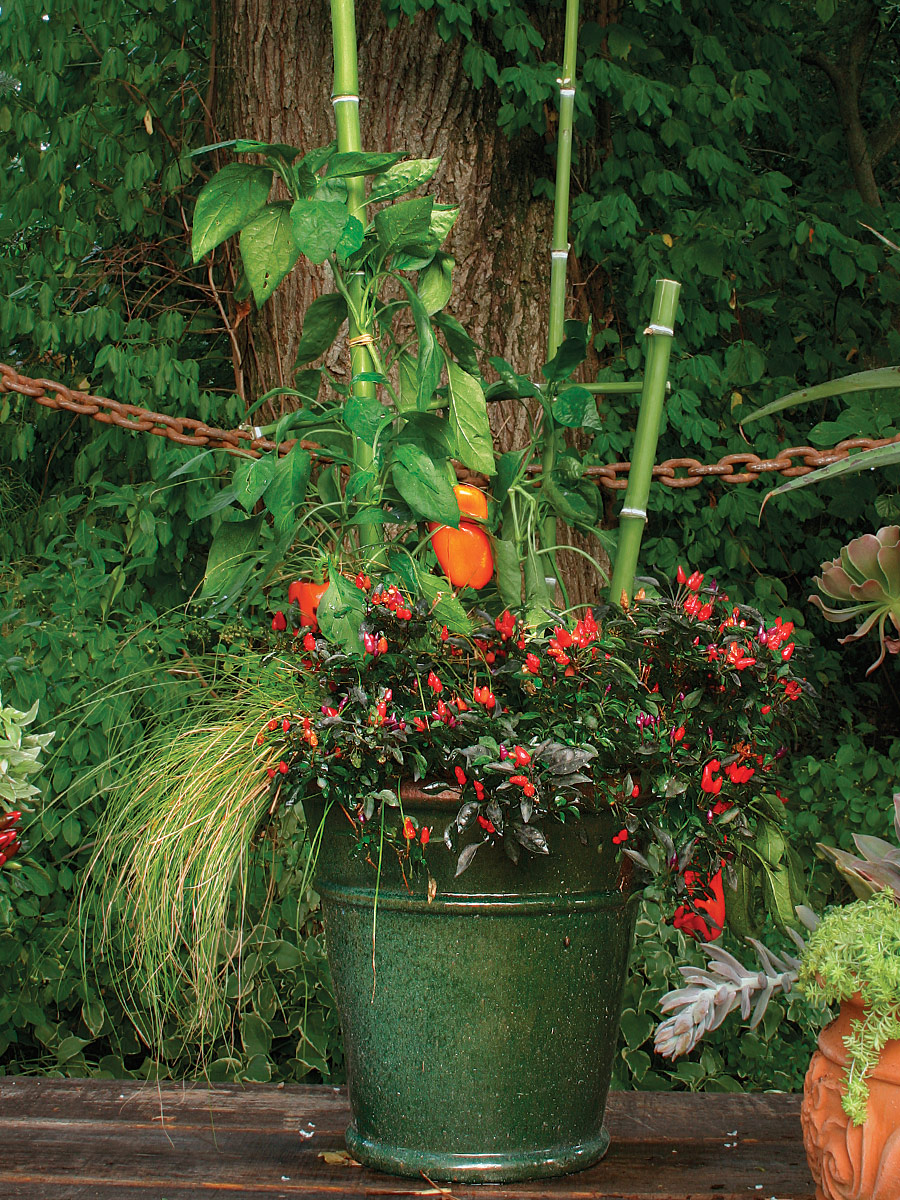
[
  {"xmin": 608, "ymin": 278, "xmax": 681, "ymax": 608},
  {"xmin": 540, "ymin": 0, "xmax": 580, "ymax": 599},
  {"xmin": 330, "ymin": 0, "xmax": 377, "ymax": 551}
]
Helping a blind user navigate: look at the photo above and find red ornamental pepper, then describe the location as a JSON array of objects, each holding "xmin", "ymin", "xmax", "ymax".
[
  {"xmin": 523, "ymin": 653, "xmax": 541, "ymax": 675},
  {"xmin": 355, "ymin": 572, "xmax": 372, "ymax": 591},
  {"xmin": 701, "ymin": 759, "xmax": 723, "ymax": 795},
  {"xmin": 781, "ymin": 642, "xmax": 795, "ymax": 661},
  {"xmin": 473, "ymin": 686, "xmax": 496, "ymax": 709},
  {"xmin": 612, "ymin": 828, "xmax": 629, "ymax": 845},
  {"xmin": 268, "ymin": 719, "xmax": 278, "ymax": 731},
  {"xmin": 377, "ymin": 636, "xmax": 389, "ymax": 656},
  {"xmin": 676, "ymin": 565, "xmax": 687, "ymax": 585},
  {"xmin": 495, "ymin": 610, "xmax": 516, "ymax": 640},
  {"xmin": 420, "ymin": 827, "xmax": 430, "ymax": 846},
  {"xmin": 673, "ymin": 867, "xmax": 726, "ymax": 941},
  {"xmin": 513, "ymin": 746, "xmax": 531, "ymax": 766},
  {"xmin": 477, "ymin": 814, "xmax": 496, "ymax": 834},
  {"xmin": 454, "ymin": 766, "xmax": 467, "ymax": 787},
  {"xmin": 725, "ymin": 761, "xmax": 755, "ymax": 784},
  {"xmin": 402, "ymin": 817, "xmax": 416, "ymax": 841},
  {"xmin": 427, "ymin": 671, "xmax": 443, "ymax": 694},
  {"xmin": 271, "ymin": 610, "xmax": 287, "ymax": 633},
  {"xmin": 303, "ymin": 633, "xmax": 316, "ymax": 652},
  {"xmin": 0, "ymin": 811, "xmax": 21, "ymax": 831},
  {"xmin": 784, "ymin": 680, "xmax": 802, "ymax": 701},
  {"xmin": 686, "ymin": 570, "xmax": 704, "ymax": 592},
  {"xmin": 473, "ymin": 780, "xmax": 485, "ymax": 801},
  {"xmin": 278, "ymin": 761, "xmax": 289, "ymax": 774}
]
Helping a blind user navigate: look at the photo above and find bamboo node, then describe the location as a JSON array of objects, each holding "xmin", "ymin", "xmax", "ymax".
[
  {"xmin": 551, "ymin": 249, "xmax": 569, "ymax": 260},
  {"xmin": 331, "ymin": 93, "xmax": 359, "ymax": 105},
  {"xmin": 644, "ymin": 324, "xmax": 675, "ymax": 337},
  {"xmin": 619, "ymin": 506, "xmax": 648, "ymax": 522},
  {"xmin": 348, "ymin": 333, "xmax": 375, "ymax": 347}
]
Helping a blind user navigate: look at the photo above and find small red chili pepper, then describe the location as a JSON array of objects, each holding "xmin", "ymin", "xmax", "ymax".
[
  {"xmin": 700, "ymin": 759, "xmax": 722, "ymax": 795},
  {"xmin": 476, "ymin": 815, "xmax": 496, "ymax": 834},
  {"xmin": 420, "ymin": 827, "xmax": 430, "ymax": 846},
  {"xmin": 454, "ymin": 766, "xmax": 467, "ymax": 787},
  {"xmin": 402, "ymin": 817, "xmax": 416, "ymax": 840},
  {"xmin": 271, "ymin": 611, "xmax": 287, "ymax": 632}
]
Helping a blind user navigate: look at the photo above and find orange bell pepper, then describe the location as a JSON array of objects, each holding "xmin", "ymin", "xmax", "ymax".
[{"xmin": 288, "ymin": 579, "xmax": 329, "ymax": 629}]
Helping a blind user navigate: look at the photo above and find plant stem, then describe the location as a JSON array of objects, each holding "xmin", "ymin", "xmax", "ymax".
[
  {"xmin": 541, "ymin": 0, "xmax": 580, "ymax": 599},
  {"xmin": 608, "ymin": 278, "xmax": 681, "ymax": 608},
  {"xmin": 330, "ymin": 0, "xmax": 378, "ymax": 552}
]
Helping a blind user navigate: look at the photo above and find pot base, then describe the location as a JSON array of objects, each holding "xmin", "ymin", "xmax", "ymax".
[{"xmin": 346, "ymin": 1122, "xmax": 611, "ymax": 1183}]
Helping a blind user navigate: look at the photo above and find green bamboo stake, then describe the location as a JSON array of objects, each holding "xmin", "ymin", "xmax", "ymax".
[
  {"xmin": 608, "ymin": 278, "xmax": 681, "ymax": 608},
  {"xmin": 330, "ymin": 0, "xmax": 378, "ymax": 551},
  {"xmin": 540, "ymin": 0, "xmax": 580, "ymax": 598}
]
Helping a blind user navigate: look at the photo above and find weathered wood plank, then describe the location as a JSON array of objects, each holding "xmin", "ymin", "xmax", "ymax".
[{"xmin": 0, "ymin": 1079, "xmax": 815, "ymax": 1200}]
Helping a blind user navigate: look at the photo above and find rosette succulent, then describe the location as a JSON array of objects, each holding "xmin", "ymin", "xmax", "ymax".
[{"xmin": 809, "ymin": 526, "xmax": 900, "ymax": 673}]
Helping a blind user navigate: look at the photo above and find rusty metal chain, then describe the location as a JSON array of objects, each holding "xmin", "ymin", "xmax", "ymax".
[{"xmin": 5, "ymin": 361, "xmax": 900, "ymax": 491}]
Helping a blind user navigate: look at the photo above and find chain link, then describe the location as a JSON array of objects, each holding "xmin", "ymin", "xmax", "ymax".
[{"xmin": 6, "ymin": 362, "xmax": 900, "ymax": 490}]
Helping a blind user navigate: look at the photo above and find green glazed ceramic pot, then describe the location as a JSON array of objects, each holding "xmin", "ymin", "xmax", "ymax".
[{"xmin": 306, "ymin": 787, "xmax": 638, "ymax": 1183}]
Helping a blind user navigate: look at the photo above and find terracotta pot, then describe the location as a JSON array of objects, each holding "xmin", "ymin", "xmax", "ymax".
[
  {"xmin": 801, "ymin": 994, "xmax": 900, "ymax": 1199},
  {"xmin": 288, "ymin": 579, "xmax": 329, "ymax": 629}
]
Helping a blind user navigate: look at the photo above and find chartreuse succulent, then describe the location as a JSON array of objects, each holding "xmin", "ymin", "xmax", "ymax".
[
  {"xmin": 799, "ymin": 889, "xmax": 900, "ymax": 1126},
  {"xmin": 809, "ymin": 526, "xmax": 900, "ymax": 673}
]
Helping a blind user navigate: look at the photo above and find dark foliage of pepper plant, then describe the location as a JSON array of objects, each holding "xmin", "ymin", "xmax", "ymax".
[{"xmin": 261, "ymin": 565, "xmax": 815, "ymax": 933}]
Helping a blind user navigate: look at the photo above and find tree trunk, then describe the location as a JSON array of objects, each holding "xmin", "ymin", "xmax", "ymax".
[{"xmin": 213, "ymin": 0, "xmax": 608, "ymax": 605}]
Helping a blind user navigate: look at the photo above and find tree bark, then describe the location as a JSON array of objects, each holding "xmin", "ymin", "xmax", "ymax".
[{"xmin": 214, "ymin": 0, "xmax": 609, "ymax": 604}]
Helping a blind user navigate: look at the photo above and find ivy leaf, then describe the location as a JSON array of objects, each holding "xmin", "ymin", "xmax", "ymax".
[
  {"xmin": 391, "ymin": 443, "xmax": 459, "ymax": 526},
  {"xmin": 191, "ymin": 163, "xmax": 272, "ymax": 262},
  {"xmin": 239, "ymin": 202, "xmax": 301, "ymax": 305},
  {"xmin": 552, "ymin": 385, "xmax": 602, "ymax": 429},
  {"xmin": 294, "ymin": 294, "xmax": 347, "ymax": 366},
  {"xmin": 447, "ymin": 359, "xmax": 495, "ymax": 476},
  {"xmin": 290, "ymin": 198, "xmax": 350, "ymax": 264}
]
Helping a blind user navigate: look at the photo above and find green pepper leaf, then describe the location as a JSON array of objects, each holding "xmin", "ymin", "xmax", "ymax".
[
  {"xmin": 325, "ymin": 150, "xmax": 404, "ymax": 177},
  {"xmin": 191, "ymin": 163, "xmax": 273, "ymax": 262},
  {"xmin": 369, "ymin": 157, "xmax": 441, "ymax": 203},
  {"xmin": 447, "ymin": 359, "xmax": 495, "ymax": 476},
  {"xmin": 391, "ymin": 444, "xmax": 459, "ymax": 526},
  {"xmin": 318, "ymin": 572, "xmax": 366, "ymax": 656},
  {"xmin": 294, "ymin": 294, "xmax": 348, "ymax": 366},
  {"xmin": 239, "ymin": 202, "xmax": 301, "ymax": 305},
  {"xmin": 290, "ymin": 198, "xmax": 351, "ymax": 264}
]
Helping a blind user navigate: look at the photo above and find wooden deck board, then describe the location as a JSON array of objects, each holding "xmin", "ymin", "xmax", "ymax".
[{"xmin": 0, "ymin": 1078, "xmax": 815, "ymax": 1200}]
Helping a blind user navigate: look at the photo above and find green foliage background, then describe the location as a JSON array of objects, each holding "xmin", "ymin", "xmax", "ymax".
[{"xmin": 1, "ymin": 0, "xmax": 899, "ymax": 1090}]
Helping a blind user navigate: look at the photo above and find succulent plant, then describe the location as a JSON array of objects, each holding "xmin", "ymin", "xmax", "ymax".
[
  {"xmin": 817, "ymin": 792, "xmax": 900, "ymax": 899},
  {"xmin": 809, "ymin": 525, "xmax": 900, "ymax": 673},
  {"xmin": 655, "ymin": 794, "xmax": 900, "ymax": 1063}
]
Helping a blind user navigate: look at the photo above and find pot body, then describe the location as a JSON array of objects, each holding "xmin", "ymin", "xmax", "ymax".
[
  {"xmin": 306, "ymin": 790, "xmax": 637, "ymax": 1183},
  {"xmin": 801, "ymin": 996, "xmax": 900, "ymax": 1200}
]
